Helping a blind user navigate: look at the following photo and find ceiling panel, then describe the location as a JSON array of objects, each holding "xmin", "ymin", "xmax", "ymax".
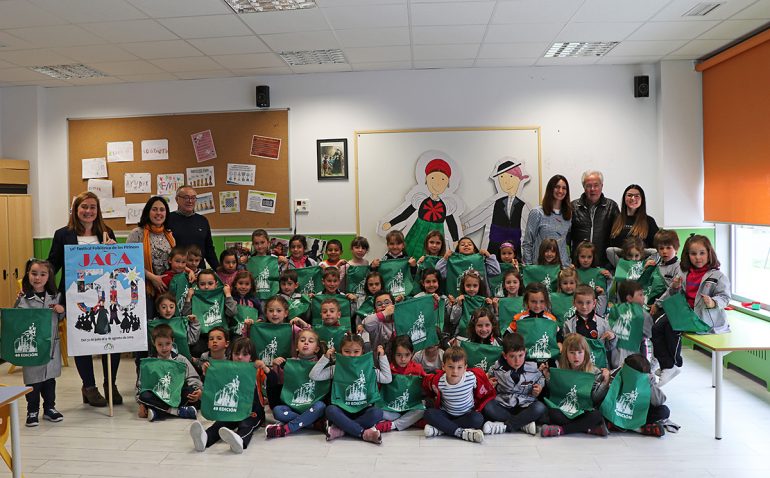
[
  {"xmin": 0, "ymin": 49, "xmax": 77, "ymax": 67},
  {"xmin": 596, "ymin": 55, "xmax": 662, "ymax": 64},
  {"xmin": 652, "ymin": 0, "xmax": 760, "ymax": 21},
  {"xmin": 229, "ymin": 66, "xmax": 293, "ymax": 76},
  {"xmin": 53, "ymin": 45, "xmax": 138, "ymax": 63},
  {"xmin": 485, "ymin": 23, "xmax": 565, "ymax": 43},
  {"xmin": 573, "ymin": 0, "xmax": 671, "ymax": 23},
  {"xmin": 121, "ymin": 40, "xmax": 204, "ymax": 59},
  {"xmin": 492, "ymin": 0, "xmax": 584, "ymax": 24},
  {"xmin": 260, "ymin": 31, "xmax": 341, "ymax": 51},
  {"xmin": 478, "ymin": 42, "xmax": 549, "ymax": 59},
  {"xmin": 88, "ymin": 60, "xmax": 166, "ymax": 75},
  {"xmin": 334, "ymin": 27, "xmax": 410, "ymax": 47},
  {"xmin": 414, "ymin": 59, "xmax": 474, "ymax": 68},
  {"xmin": 555, "ymin": 22, "xmax": 643, "ymax": 41},
  {"xmin": 628, "ymin": 20, "xmax": 720, "ymax": 41},
  {"xmin": 733, "ymin": 0, "xmax": 770, "ymax": 19},
  {"xmin": 174, "ymin": 70, "xmax": 236, "ymax": 80},
  {"xmin": 29, "ymin": 0, "xmax": 148, "ymax": 23},
  {"xmin": 350, "ymin": 60, "xmax": 412, "ymax": 71},
  {"xmin": 159, "ymin": 15, "xmax": 253, "ymax": 39},
  {"xmin": 412, "ymin": 25, "xmax": 487, "ymax": 45},
  {"xmin": 209, "ymin": 52, "xmax": 286, "ymax": 69},
  {"xmin": 8, "ymin": 25, "xmax": 106, "ymax": 48},
  {"xmin": 536, "ymin": 56, "xmax": 600, "ymax": 65},
  {"xmin": 343, "ymin": 45, "xmax": 411, "ymax": 63},
  {"xmin": 126, "ymin": 0, "xmax": 231, "ymax": 18},
  {"xmin": 413, "ymin": 44, "xmax": 480, "ymax": 60},
  {"xmin": 697, "ymin": 19, "xmax": 768, "ymax": 39},
  {"xmin": 81, "ymin": 20, "xmax": 180, "ymax": 43},
  {"xmin": 411, "ymin": 2, "xmax": 496, "ymax": 26},
  {"xmin": 0, "ymin": 0, "xmax": 67, "ymax": 29},
  {"xmin": 188, "ymin": 36, "xmax": 270, "ymax": 55},
  {"xmin": 607, "ymin": 39, "xmax": 687, "ymax": 56},
  {"xmin": 114, "ymin": 73, "xmax": 177, "ymax": 83},
  {"xmin": 669, "ymin": 38, "xmax": 730, "ymax": 56},
  {"xmin": 474, "ymin": 58, "xmax": 538, "ymax": 67},
  {"xmin": 150, "ymin": 56, "xmax": 224, "ymax": 73},
  {"xmin": 240, "ymin": 8, "xmax": 329, "ymax": 35},
  {"xmin": 323, "ymin": 5, "xmax": 408, "ymax": 29},
  {"xmin": 0, "ymin": 67, "xmax": 64, "ymax": 81},
  {"xmin": 289, "ymin": 63, "xmax": 353, "ymax": 73}
]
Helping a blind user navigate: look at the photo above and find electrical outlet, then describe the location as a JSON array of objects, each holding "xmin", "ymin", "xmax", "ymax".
[{"xmin": 295, "ymin": 198, "xmax": 309, "ymax": 213}]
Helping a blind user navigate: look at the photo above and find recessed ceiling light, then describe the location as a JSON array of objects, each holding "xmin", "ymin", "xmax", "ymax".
[
  {"xmin": 223, "ymin": 0, "xmax": 316, "ymax": 13},
  {"xmin": 682, "ymin": 2, "xmax": 724, "ymax": 17},
  {"xmin": 544, "ymin": 42, "xmax": 619, "ymax": 58},
  {"xmin": 30, "ymin": 64, "xmax": 107, "ymax": 80},
  {"xmin": 279, "ymin": 49, "xmax": 347, "ymax": 66}
]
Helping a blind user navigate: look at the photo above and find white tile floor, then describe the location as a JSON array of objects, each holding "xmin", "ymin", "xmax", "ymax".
[{"xmin": 2, "ymin": 347, "xmax": 770, "ymax": 478}]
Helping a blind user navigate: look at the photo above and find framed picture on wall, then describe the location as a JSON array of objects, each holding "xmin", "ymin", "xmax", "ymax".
[{"xmin": 317, "ymin": 138, "xmax": 348, "ymax": 180}]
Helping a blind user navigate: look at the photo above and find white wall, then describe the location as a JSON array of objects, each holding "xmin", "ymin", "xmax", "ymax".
[{"xmin": 0, "ymin": 63, "xmax": 702, "ymax": 239}]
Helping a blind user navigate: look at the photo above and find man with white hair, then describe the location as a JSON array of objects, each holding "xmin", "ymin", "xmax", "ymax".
[
  {"xmin": 569, "ymin": 171, "xmax": 619, "ymax": 267},
  {"xmin": 167, "ymin": 185, "xmax": 219, "ymax": 269}
]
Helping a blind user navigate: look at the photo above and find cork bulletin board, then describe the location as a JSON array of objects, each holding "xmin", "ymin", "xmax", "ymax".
[{"xmin": 68, "ymin": 110, "xmax": 290, "ymax": 232}]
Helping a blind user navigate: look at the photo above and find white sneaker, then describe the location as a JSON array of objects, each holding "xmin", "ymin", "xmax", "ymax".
[
  {"xmin": 460, "ymin": 428, "xmax": 484, "ymax": 443},
  {"xmin": 657, "ymin": 366, "xmax": 681, "ymax": 387},
  {"xmin": 520, "ymin": 421, "xmax": 537, "ymax": 436},
  {"xmin": 218, "ymin": 427, "xmax": 244, "ymax": 454},
  {"xmin": 190, "ymin": 421, "xmax": 206, "ymax": 452},
  {"xmin": 423, "ymin": 424, "xmax": 444, "ymax": 437},
  {"xmin": 482, "ymin": 421, "xmax": 506, "ymax": 435}
]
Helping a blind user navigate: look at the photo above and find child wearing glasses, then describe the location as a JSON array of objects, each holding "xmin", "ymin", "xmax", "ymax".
[{"xmin": 362, "ymin": 291, "xmax": 396, "ymax": 352}]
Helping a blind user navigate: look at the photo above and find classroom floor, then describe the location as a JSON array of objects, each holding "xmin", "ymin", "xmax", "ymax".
[{"xmin": 2, "ymin": 347, "xmax": 770, "ymax": 478}]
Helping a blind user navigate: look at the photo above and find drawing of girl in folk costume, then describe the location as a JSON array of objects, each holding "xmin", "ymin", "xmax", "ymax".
[{"xmin": 378, "ymin": 150, "xmax": 465, "ymax": 259}]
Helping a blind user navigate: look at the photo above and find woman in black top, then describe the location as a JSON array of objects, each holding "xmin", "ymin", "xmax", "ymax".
[{"xmin": 609, "ymin": 184, "xmax": 658, "ymax": 249}]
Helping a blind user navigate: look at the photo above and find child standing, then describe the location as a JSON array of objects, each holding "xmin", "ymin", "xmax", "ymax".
[
  {"xmin": 416, "ymin": 230, "xmax": 446, "ymax": 268},
  {"xmin": 190, "ymin": 337, "xmax": 266, "ymax": 453},
  {"xmin": 613, "ymin": 281, "xmax": 654, "ymax": 369},
  {"xmin": 655, "ymin": 235, "xmax": 730, "ymax": 385},
  {"xmin": 436, "ymin": 236, "xmax": 501, "ymax": 281},
  {"xmin": 137, "ymin": 325, "xmax": 202, "ymax": 422},
  {"xmin": 482, "ymin": 333, "xmax": 546, "ymax": 435},
  {"xmin": 648, "ymin": 229, "xmax": 682, "ymax": 314},
  {"xmin": 231, "ymin": 271, "xmax": 260, "ymax": 309},
  {"xmin": 310, "ymin": 334, "xmax": 392, "ymax": 444},
  {"xmin": 161, "ymin": 246, "xmax": 194, "ymax": 287},
  {"xmin": 15, "ymin": 259, "xmax": 65, "ymax": 427},
  {"xmin": 446, "ymin": 271, "xmax": 490, "ymax": 337},
  {"xmin": 182, "ymin": 269, "xmax": 237, "ymax": 356},
  {"xmin": 574, "ymin": 241, "xmax": 611, "ymax": 312},
  {"xmin": 422, "ymin": 346, "xmax": 496, "ymax": 443},
  {"xmin": 186, "ymin": 245, "xmax": 203, "ymax": 278},
  {"xmin": 563, "ymin": 285, "xmax": 616, "ymax": 360},
  {"xmin": 216, "ymin": 248, "xmax": 239, "ymax": 287},
  {"xmin": 362, "ymin": 291, "xmax": 396, "ymax": 352},
  {"xmin": 541, "ymin": 333, "xmax": 610, "ymax": 437},
  {"xmin": 498, "ymin": 241, "xmax": 520, "ymax": 271},
  {"xmin": 536, "ymin": 238, "xmax": 561, "ymax": 266},
  {"xmin": 464, "ymin": 307, "xmax": 502, "ymax": 346},
  {"xmin": 284, "ymin": 234, "xmax": 318, "ymax": 270},
  {"xmin": 265, "ymin": 329, "xmax": 328, "ymax": 438},
  {"xmin": 371, "ymin": 230, "xmax": 417, "ymax": 268},
  {"xmin": 376, "ymin": 335, "xmax": 427, "ymax": 433},
  {"xmin": 278, "ymin": 270, "xmax": 302, "ymax": 302},
  {"xmin": 320, "ymin": 239, "xmax": 346, "ymax": 270},
  {"xmin": 348, "ymin": 236, "xmax": 371, "ymax": 266}
]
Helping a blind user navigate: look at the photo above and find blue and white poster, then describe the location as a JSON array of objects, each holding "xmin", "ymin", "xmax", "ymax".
[{"xmin": 64, "ymin": 243, "xmax": 147, "ymax": 356}]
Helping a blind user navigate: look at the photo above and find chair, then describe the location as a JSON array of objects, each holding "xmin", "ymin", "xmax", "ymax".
[{"xmin": 0, "ymin": 384, "xmax": 24, "ymax": 477}]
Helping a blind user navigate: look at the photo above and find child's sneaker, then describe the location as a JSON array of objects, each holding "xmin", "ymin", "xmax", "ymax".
[
  {"xmin": 219, "ymin": 427, "xmax": 244, "ymax": 454},
  {"xmin": 374, "ymin": 420, "xmax": 393, "ymax": 433},
  {"xmin": 177, "ymin": 406, "xmax": 197, "ymax": 419},
  {"xmin": 460, "ymin": 428, "xmax": 484, "ymax": 443},
  {"xmin": 640, "ymin": 422, "xmax": 666, "ymax": 437},
  {"xmin": 482, "ymin": 421, "xmax": 506, "ymax": 435},
  {"xmin": 540, "ymin": 424, "xmax": 564, "ymax": 437},
  {"xmin": 25, "ymin": 412, "xmax": 39, "ymax": 427},
  {"xmin": 137, "ymin": 403, "xmax": 148, "ymax": 419},
  {"xmin": 362, "ymin": 427, "xmax": 382, "ymax": 445},
  {"xmin": 190, "ymin": 421, "xmax": 207, "ymax": 452},
  {"xmin": 325, "ymin": 424, "xmax": 345, "ymax": 441},
  {"xmin": 265, "ymin": 424, "xmax": 287, "ymax": 439},
  {"xmin": 586, "ymin": 422, "xmax": 609, "ymax": 437},
  {"xmin": 423, "ymin": 424, "xmax": 444, "ymax": 437},
  {"xmin": 43, "ymin": 408, "xmax": 63, "ymax": 422},
  {"xmin": 520, "ymin": 421, "xmax": 537, "ymax": 436},
  {"xmin": 658, "ymin": 366, "xmax": 681, "ymax": 387}
]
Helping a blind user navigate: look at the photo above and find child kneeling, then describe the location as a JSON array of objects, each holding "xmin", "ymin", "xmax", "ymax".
[{"xmin": 422, "ymin": 346, "xmax": 497, "ymax": 443}]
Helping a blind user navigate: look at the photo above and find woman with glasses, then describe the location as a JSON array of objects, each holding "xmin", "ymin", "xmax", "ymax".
[
  {"xmin": 47, "ymin": 191, "xmax": 121, "ymax": 407},
  {"xmin": 609, "ymin": 184, "xmax": 659, "ymax": 249},
  {"xmin": 166, "ymin": 186, "xmax": 219, "ymax": 269}
]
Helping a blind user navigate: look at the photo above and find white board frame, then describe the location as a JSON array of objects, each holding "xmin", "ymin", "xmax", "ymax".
[{"xmin": 355, "ymin": 127, "xmax": 542, "ymax": 256}]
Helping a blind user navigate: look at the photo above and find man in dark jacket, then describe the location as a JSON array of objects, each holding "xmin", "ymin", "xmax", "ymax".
[
  {"xmin": 167, "ymin": 186, "xmax": 218, "ymax": 269},
  {"xmin": 569, "ymin": 171, "xmax": 619, "ymax": 268}
]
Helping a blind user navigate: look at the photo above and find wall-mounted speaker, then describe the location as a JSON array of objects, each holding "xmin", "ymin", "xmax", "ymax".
[
  {"xmin": 634, "ymin": 76, "xmax": 649, "ymax": 98},
  {"xmin": 256, "ymin": 85, "xmax": 270, "ymax": 108}
]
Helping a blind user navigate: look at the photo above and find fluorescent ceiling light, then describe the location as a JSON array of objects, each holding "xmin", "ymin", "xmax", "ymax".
[
  {"xmin": 279, "ymin": 49, "xmax": 347, "ymax": 66},
  {"xmin": 30, "ymin": 64, "xmax": 106, "ymax": 80},
  {"xmin": 682, "ymin": 2, "xmax": 724, "ymax": 17},
  {"xmin": 544, "ymin": 42, "xmax": 619, "ymax": 58},
  {"xmin": 224, "ymin": 0, "xmax": 316, "ymax": 13}
]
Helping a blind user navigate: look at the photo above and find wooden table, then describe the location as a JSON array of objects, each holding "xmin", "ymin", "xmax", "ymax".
[
  {"xmin": 0, "ymin": 386, "xmax": 31, "ymax": 478},
  {"xmin": 683, "ymin": 311, "xmax": 770, "ymax": 440}
]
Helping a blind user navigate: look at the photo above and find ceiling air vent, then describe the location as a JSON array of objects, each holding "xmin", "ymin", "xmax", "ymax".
[{"xmin": 682, "ymin": 2, "xmax": 724, "ymax": 17}]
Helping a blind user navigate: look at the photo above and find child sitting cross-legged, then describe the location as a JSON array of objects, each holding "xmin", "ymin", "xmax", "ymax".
[
  {"xmin": 422, "ymin": 345, "xmax": 497, "ymax": 443},
  {"xmin": 137, "ymin": 324, "xmax": 202, "ymax": 422},
  {"xmin": 190, "ymin": 337, "xmax": 266, "ymax": 453},
  {"xmin": 482, "ymin": 333, "xmax": 547, "ymax": 436}
]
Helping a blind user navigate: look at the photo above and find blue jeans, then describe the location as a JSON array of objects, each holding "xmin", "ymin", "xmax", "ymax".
[
  {"xmin": 273, "ymin": 402, "xmax": 326, "ymax": 433},
  {"xmin": 423, "ymin": 408, "xmax": 484, "ymax": 436},
  {"xmin": 325, "ymin": 405, "xmax": 382, "ymax": 437},
  {"xmin": 482, "ymin": 400, "xmax": 547, "ymax": 432}
]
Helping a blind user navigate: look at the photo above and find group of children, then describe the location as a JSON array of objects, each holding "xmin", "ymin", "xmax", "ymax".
[{"xmin": 10, "ymin": 225, "xmax": 729, "ymax": 449}]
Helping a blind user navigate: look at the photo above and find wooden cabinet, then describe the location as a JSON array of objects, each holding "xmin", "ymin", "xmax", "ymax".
[{"xmin": 0, "ymin": 195, "xmax": 33, "ymax": 308}]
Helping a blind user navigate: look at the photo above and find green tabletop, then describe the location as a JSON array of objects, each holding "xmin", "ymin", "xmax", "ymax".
[{"xmin": 684, "ymin": 310, "xmax": 770, "ymax": 352}]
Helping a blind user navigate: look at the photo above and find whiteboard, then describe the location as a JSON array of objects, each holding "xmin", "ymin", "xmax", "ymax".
[{"xmin": 356, "ymin": 127, "xmax": 541, "ymax": 256}]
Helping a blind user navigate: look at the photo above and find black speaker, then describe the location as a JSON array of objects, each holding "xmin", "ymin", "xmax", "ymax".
[
  {"xmin": 634, "ymin": 75, "xmax": 649, "ymax": 98},
  {"xmin": 256, "ymin": 85, "xmax": 270, "ymax": 108}
]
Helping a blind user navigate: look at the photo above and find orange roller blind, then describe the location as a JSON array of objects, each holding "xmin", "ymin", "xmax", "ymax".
[{"xmin": 699, "ymin": 28, "xmax": 770, "ymax": 225}]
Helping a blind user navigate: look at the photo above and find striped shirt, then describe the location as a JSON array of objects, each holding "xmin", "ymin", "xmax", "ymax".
[{"xmin": 439, "ymin": 371, "xmax": 476, "ymax": 416}]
